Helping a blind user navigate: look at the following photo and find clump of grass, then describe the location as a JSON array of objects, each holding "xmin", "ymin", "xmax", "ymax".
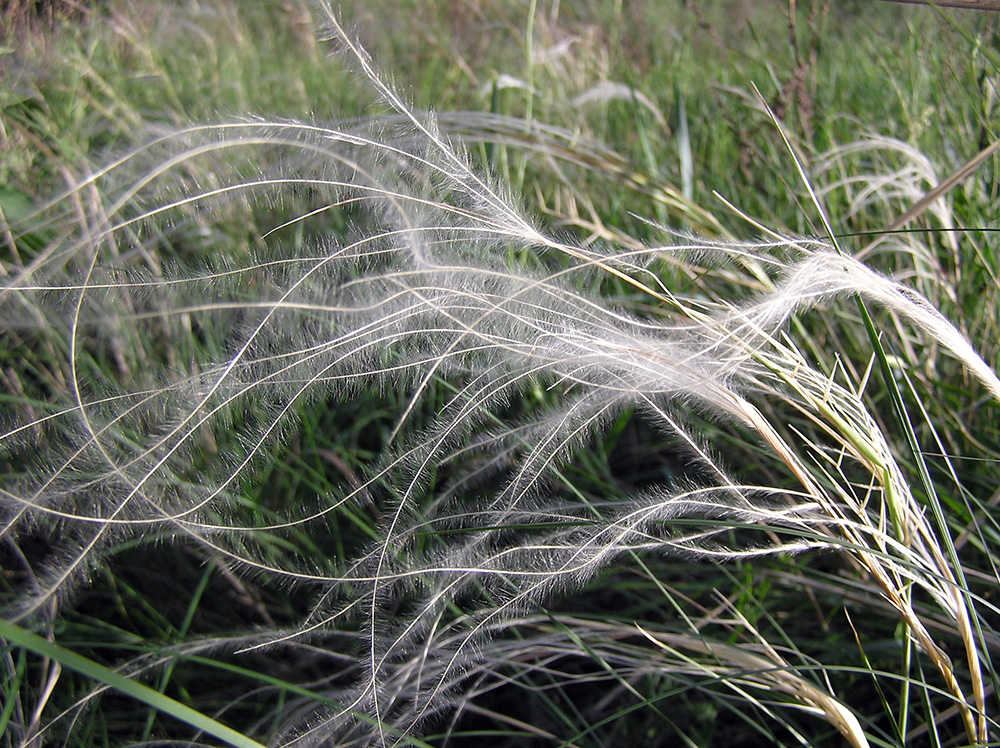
[{"xmin": 2, "ymin": 2, "xmax": 1000, "ymax": 747}]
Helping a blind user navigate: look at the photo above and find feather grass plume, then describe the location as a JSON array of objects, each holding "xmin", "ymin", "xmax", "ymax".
[{"xmin": 2, "ymin": 5, "xmax": 999, "ymax": 746}]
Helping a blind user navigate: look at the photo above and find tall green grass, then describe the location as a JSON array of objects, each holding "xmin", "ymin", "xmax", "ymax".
[{"xmin": 2, "ymin": 1, "xmax": 999, "ymax": 746}]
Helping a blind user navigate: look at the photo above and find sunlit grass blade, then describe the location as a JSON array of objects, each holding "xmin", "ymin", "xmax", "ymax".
[{"xmin": 0, "ymin": 617, "xmax": 267, "ymax": 748}]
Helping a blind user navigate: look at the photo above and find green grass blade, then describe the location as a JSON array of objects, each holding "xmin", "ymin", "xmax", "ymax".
[
  {"xmin": 674, "ymin": 81, "xmax": 693, "ymax": 202},
  {"xmin": 0, "ymin": 617, "xmax": 267, "ymax": 748},
  {"xmin": 141, "ymin": 562, "xmax": 215, "ymax": 741},
  {"xmin": 0, "ymin": 645, "xmax": 27, "ymax": 737}
]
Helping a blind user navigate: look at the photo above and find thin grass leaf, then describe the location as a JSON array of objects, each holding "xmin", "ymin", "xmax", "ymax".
[{"xmin": 0, "ymin": 617, "xmax": 267, "ymax": 748}]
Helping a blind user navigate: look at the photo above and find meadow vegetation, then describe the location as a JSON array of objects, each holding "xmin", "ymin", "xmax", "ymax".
[{"xmin": 1, "ymin": 1, "xmax": 999, "ymax": 746}]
